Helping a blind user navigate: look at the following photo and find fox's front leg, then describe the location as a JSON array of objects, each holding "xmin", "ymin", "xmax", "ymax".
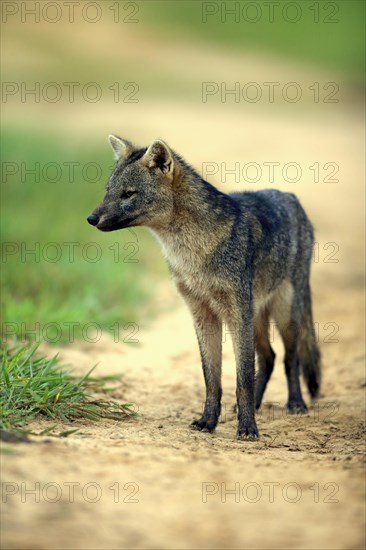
[
  {"xmin": 229, "ymin": 295, "xmax": 259, "ymax": 440},
  {"xmin": 178, "ymin": 287, "xmax": 222, "ymax": 432},
  {"xmin": 192, "ymin": 308, "xmax": 222, "ymax": 432}
]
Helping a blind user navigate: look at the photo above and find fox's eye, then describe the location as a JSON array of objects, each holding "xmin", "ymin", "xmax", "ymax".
[{"xmin": 121, "ymin": 190, "xmax": 136, "ymax": 199}]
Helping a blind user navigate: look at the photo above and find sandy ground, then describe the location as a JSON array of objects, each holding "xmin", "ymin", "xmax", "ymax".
[
  {"xmin": 1, "ymin": 24, "xmax": 365, "ymax": 549},
  {"xmin": 2, "ymin": 141, "xmax": 365, "ymax": 549},
  {"xmin": 1, "ymin": 270, "xmax": 365, "ymax": 550}
]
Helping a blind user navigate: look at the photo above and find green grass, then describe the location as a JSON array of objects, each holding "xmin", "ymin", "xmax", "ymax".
[
  {"xmin": 1, "ymin": 126, "xmax": 167, "ymax": 343},
  {"xmin": 143, "ymin": 0, "xmax": 365, "ymax": 84},
  {"xmin": 0, "ymin": 343, "xmax": 137, "ymax": 433}
]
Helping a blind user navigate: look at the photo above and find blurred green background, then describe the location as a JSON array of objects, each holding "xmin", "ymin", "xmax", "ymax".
[{"xmin": 1, "ymin": 0, "xmax": 365, "ymax": 343}]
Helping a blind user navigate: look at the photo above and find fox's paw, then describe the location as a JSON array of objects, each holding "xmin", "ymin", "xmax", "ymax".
[
  {"xmin": 237, "ymin": 420, "xmax": 259, "ymax": 441},
  {"xmin": 287, "ymin": 400, "xmax": 308, "ymax": 415},
  {"xmin": 190, "ymin": 416, "xmax": 218, "ymax": 433}
]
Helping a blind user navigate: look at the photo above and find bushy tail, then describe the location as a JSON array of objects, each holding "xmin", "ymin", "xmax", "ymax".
[{"xmin": 298, "ymin": 286, "xmax": 321, "ymax": 398}]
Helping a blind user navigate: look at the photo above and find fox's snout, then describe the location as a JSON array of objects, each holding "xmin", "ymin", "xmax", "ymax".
[{"xmin": 87, "ymin": 213, "xmax": 99, "ymax": 226}]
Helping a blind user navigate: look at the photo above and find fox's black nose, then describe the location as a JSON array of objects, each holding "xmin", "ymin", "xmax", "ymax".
[{"xmin": 87, "ymin": 214, "xmax": 99, "ymax": 226}]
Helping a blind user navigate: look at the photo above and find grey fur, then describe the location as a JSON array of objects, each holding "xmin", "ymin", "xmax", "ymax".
[{"xmin": 87, "ymin": 136, "xmax": 321, "ymax": 440}]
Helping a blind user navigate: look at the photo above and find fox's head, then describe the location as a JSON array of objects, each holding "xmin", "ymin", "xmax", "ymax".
[{"xmin": 87, "ymin": 136, "xmax": 176, "ymax": 232}]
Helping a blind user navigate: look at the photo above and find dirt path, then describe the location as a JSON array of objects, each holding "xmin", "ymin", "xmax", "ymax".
[{"xmin": 1, "ymin": 266, "xmax": 365, "ymax": 550}]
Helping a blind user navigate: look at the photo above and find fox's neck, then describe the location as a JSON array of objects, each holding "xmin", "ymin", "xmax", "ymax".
[{"xmin": 150, "ymin": 167, "xmax": 236, "ymax": 265}]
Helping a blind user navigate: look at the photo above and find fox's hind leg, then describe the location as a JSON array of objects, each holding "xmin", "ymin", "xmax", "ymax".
[
  {"xmin": 254, "ymin": 307, "xmax": 275, "ymax": 410},
  {"xmin": 271, "ymin": 280, "xmax": 308, "ymax": 414},
  {"xmin": 281, "ymin": 325, "xmax": 308, "ymax": 414}
]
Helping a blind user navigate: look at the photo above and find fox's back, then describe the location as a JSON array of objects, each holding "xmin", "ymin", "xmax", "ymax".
[{"xmin": 228, "ymin": 189, "xmax": 314, "ymax": 294}]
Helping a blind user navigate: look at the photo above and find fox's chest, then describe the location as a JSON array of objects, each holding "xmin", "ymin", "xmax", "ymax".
[
  {"xmin": 157, "ymin": 234, "xmax": 232, "ymax": 314},
  {"xmin": 176, "ymin": 274, "xmax": 229, "ymax": 318},
  {"xmin": 161, "ymin": 237, "xmax": 204, "ymax": 276},
  {"xmin": 169, "ymin": 257, "xmax": 231, "ymax": 317},
  {"xmin": 169, "ymin": 255, "xmax": 209, "ymax": 294}
]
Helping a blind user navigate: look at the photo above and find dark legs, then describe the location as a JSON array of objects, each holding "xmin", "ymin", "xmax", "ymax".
[
  {"xmin": 184, "ymin": 297, "xmax": 223, "ymax": 433},
  {"xmin": 254, "ymin": 308, "xmax": 276, "ymax": 410},
  {"xmin": 281, "ymin": 323, "xmax": 308, "ymax": 413}
]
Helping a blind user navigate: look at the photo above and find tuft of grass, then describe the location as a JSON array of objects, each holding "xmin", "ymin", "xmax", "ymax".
[{"xmin": 0, "ymin": 343, "xmax": 137, "ymax": 433}]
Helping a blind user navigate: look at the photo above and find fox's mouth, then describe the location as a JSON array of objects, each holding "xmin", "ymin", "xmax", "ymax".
[{"xmin": 96, "ymin": 216, "xmax": 138, "ymax": 232}]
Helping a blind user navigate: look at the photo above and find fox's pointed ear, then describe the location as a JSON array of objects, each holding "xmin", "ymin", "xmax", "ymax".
[
  {"xmin": 108, "ymin": 135, "xmax": 133, "ymax": 160},
  {"xmin": 143, "ymin": 140, "xmax": 174, "ymax": 176}
]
